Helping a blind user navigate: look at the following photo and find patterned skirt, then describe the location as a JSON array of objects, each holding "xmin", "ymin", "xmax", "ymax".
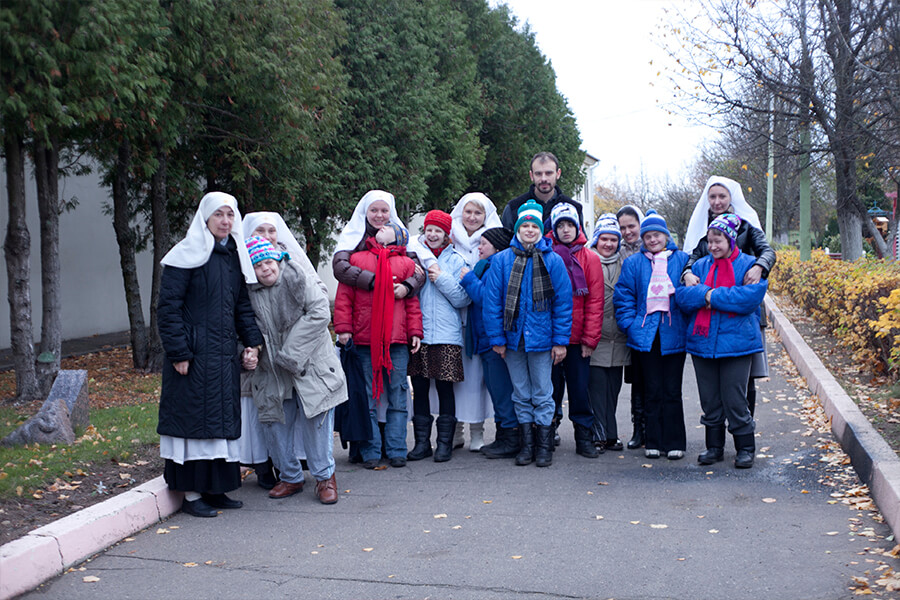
[{"xmin": 408, "ymin": 343, "xmax": 464, "ymax": 382}]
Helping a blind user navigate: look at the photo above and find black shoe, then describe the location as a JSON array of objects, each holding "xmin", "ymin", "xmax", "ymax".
[
  {"xmin": 201, "ymin": 493, "xmax": 243, "ymax": 509},
  {"xmin": 734, "ymin": 433, "xmax": 756, "ymax": 469},
  {"xmin": 182, "ymin": 497, "xmax": 218, "ymax": 518},
  {"xmin": 574, "ymin": 423, "xmax": 600, "ymax": 458},
  {"xmin": 390, "ymin": 456, "xmax": 407, "ymax": 468},
  {"xmin": 362, "ymin": 459, "xmax": 380, "ymax": 470},
  {"xmin": 482, "ymin": 426, "xmax": 521, "ymax": 459},
  {"xmin": 698, "ymin": 426, "xmax": 726, "ymax": 465},
  {"xmin": 254, "ymin": 459, "xmax": 278, "ymax": 490},
  {"xmin": 605, "ymin": 439, "xmax": 624, "ymax": 451}
]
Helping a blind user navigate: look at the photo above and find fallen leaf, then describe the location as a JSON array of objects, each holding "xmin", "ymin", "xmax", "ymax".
[
  {"xmin": 641, "ymin": 464, "xmax": 652, "ymax": 468},
  {"xmin": 434, "ymin": 513, "xmax": 447, "ymax": 519},
  {"xmin": 709, "ymin": 529, "xmax": 719, "ymax": 534},
  {"xmin": 82, "ymin": 576, "xmax": 100, "ymax": 583},
  {"xmin": 362, "ymin": 548, "xmax": 374, "ymax": 552},
  {"xmin": 183, "ymin": 562, "xmax": 198, "ymax": 567},
  {"xmin": 826, "ymin": 531, "xmax": 839, "ymax": 536},
  {"xmin": 311, "ymin": 551, "xmax": 318, "ymax": 555},
  {"xmin": 511, "ymin": 555, "xmax": 523, "ymax": 559},
  {"xmin": 373, "ymin": 465, "xmax": 388, "ymax": 471},
  {"xmin": 451, "ymin": 525, "xmax": 461, "ymax": 530},
  {"xmin": 168, "ymin": 526, "xmax": 179, "ymax": 530},
  {"xmin": 156, "ymin": 528, "xmax": 169, "ymax": 534},
  {"xmin": 630, "ymin": 521, "xmax": 640, "ymax": 525},
  {"xmin": 650, "ymin": 524, "xmax": 668, "ymax": 529},
  {"xmin": 597, "ymin": 481, "xmax": 608, "ymax": 486},
  {"xmin": 595, "ymin": 515, "xmax": 604, "ymax": 520},
  {"xmin": 124, "ymin": 537, "xmax": 135, "ymax": 542},
  {"xmin": 483, "ymin": 500, "xmax": 492, "ymax": 504},
  {"xmin": 762, "ymin": 498, "xmax": 777, "ymax": 503},
  {"xmin": 205, "ymin": 561, "xmax": 213, "ymax": 565}
]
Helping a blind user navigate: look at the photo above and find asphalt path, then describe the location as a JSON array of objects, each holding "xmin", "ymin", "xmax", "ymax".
[{"xmin": 23, "ymin": 335, "xmax": 897, "ymax": 600}]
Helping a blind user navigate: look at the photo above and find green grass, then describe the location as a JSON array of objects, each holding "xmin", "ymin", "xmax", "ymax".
[{"xmin": 0, "ymin": 402, "xmax": 159, "ymax": 499}]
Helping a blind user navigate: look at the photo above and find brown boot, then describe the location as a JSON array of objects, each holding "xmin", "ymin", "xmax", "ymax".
[
  {"xmin": 315, "ymin": 474, "xmax": 338, "ymax": 504},
  {"xmin": 269, "ymin": 480, "xmax": 304, "ymax": 499}
]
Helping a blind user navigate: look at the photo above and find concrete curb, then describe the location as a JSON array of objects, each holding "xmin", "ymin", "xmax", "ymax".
[
  {"xmin": 765, "ymin": 294, "xmax": 900, "ymax": 538},
  {"xmin": 0, "ymin": 476, "xmax": 181, "ymax": 599}
]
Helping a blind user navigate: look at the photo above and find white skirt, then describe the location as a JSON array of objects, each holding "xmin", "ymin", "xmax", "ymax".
[
  {"xmin": 238, "ymin": 396, "xmax": 269, "ymax": 464},
  {"xmin": 160, "ymin": 435, "xmax": 241, "ymax": 465},
  {"xmin": 452, "ymin": 352, "xmax": 493, "ymax": 423}
]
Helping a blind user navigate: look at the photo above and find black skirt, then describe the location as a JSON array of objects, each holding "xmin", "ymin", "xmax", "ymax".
[{"xmin": 163, "ymin": 458, "xmax": 241, "ymax": 494}]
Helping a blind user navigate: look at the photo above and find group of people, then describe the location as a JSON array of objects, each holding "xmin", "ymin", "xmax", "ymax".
[{"xmin": 155, "ymin": 151, "xmax": 775, "ymax": 518}]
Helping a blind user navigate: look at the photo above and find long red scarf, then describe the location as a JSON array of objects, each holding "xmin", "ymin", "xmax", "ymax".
[
  {"xmin": 367, "ymin": 238, "xmax": 406, "ymax": 399},
  {"xmin": 693, "ymin": 246, "xmax": 740, "ymax": 337}
]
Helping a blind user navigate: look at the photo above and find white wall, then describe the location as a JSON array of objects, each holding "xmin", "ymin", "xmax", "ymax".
[{"xmin": 0, "ymin": 161, "xmax": 154, "ymax": 349}]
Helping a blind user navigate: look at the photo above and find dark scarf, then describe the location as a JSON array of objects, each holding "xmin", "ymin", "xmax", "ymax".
[
  {"xmin": 366, "ymin": 237, "xmax": 407, "ymax": 399},
  {"xmin": 693, "ymin": 246, "xmax": 740, "ymax": 337},
  {"xmin": 552, "ymin": 239, "xmax": 588, "ymax": 296},
  {"xmin": 504, "ymin": 245, "xmax": 553, "ymax": 332}
]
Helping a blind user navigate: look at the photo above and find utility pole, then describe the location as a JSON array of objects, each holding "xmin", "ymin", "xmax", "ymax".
[
  {"xmin": 799, "ymin": 0, "xmax": 812, "ymax": 260},
  {"xmin": 766, "ymin": 96, "xmax": 775, "ymax": 244}
]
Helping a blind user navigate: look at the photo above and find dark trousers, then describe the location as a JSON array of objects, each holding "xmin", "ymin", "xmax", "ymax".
[
  {"xmin": 551, "ymin": 345, "xmax": 594, "ymax": 428},
  {"xmin": 634, "ymin": 335, "xmax": 686, "ymax": 452},
  {"xmin": 481, "ymin": 350, "xmax": 517, "ymax": 429},
  {"xmin": 693, "ymin": 355, "xmax": 755, "ymax": 436},
  {"xmin": 411, "ymin": 376, "xmax": 455, "ymax": 417},
  {"xmin": 588, "ymin": 365, "xmax": 623, "ymax": 441}
]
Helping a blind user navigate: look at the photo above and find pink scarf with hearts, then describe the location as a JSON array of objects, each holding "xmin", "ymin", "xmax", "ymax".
[{"xmin": 644, "ymin": 250, "xmax": 675, "ymax": 317}]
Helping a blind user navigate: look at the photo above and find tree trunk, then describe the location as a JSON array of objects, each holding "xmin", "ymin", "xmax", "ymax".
[
  {"xmin": 146, "ymin": 142, "xmax": 168, "ymax": 372},
  {"xmin": 3, "ymin": 131, "xmax": 41, "ymax": 404},
  {"xmin": 33, "ymin": 136, "xmax": 62, "ymax": 395},
  {"xmin": 111, "ymin": 139, "xmax": 150, "ymax": 369}
]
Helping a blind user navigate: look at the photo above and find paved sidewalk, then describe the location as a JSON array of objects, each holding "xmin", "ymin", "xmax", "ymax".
[{"xmin": 8, "ymin": 309, "xmax": 899, "ymax": 599}]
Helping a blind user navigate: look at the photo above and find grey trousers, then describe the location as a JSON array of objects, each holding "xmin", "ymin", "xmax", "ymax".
[{"xmin": 692, "ymin": 355, "xmax": 755, "ymax": 436}]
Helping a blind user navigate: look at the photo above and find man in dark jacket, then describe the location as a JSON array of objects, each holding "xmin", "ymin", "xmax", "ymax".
[{"xmin": 500, "ymin": 151, "xmax": 583, "ymax": 231}]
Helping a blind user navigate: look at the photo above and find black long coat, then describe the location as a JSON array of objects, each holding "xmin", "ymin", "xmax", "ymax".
[{"xmin": 157, "ymin": 238, "xmax": 263, "ymax": 440}]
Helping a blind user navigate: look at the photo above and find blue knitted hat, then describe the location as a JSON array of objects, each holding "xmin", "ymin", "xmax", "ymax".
[
  {"xmin": 640, "ymin": 209, "xmax": 670, "ymax": 238},
  {"xmin": 245, "ymin": 236, "xmax": 289, "ymax": 265},
  {"xmin": 514, "ymin": 199, "xmax": 544, "ymax": 235},
  {"xmin": 590, "ymin": 213, "xmax": 622, "ymax": 248}
]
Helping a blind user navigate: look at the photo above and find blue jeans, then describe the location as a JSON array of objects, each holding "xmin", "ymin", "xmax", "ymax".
[
  {"xmin": 357, "ymin": 345, "xmax": 409, "ymax": 461},
  {"xmin": 261, "ymin": 391, "xmax": 335, "ymax": 483},
  {"xmin": 504, "ymin": 349, "xmax": 554, "ymax": 426},
  {"xmin": 480, "ymin": 350, "xmax": 517, "ymax": 429}
]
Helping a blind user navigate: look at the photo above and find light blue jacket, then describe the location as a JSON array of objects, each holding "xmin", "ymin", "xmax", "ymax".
[
  {"xmin": 613, "ymin": 241, "xmax": 689, "ymax": 355},
  {"xmin": 675, "ymin": 251, "xmax": 768, "ymax": 358},
  {"xmin": 419, "ymin": 245, "xmax": 470, "ymax": 346},
  {"xmin": 482, "ymin": 236, "xmax": 573, "ymax": 352}
]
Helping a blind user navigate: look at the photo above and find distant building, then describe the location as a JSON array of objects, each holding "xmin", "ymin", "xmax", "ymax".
[{"xmin": 572, "ymin": 152, "xmax": 599, "ymax": 236}]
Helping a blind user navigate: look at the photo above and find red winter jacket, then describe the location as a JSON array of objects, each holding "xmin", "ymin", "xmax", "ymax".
[
  {"xmin": 550, "ymin": 230, "xmax": 605, "ymax": 349},
  {"xmin": 333, "ymin": 245, "xmax": 424, "ymax": 345}
]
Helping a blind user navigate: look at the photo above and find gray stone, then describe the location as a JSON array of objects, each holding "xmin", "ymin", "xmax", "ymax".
[{"xmin": 0, "ymin": 370, "xmax": 89, "ymax": 447}]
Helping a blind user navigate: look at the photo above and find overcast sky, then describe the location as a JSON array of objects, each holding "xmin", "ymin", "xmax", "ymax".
[{"xmin": 497, "ymin": 0, "xmax": 716, "ymax": 186}]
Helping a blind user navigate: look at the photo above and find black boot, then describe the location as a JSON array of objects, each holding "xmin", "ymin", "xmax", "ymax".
[
  {"xmin": 515, "ymin": 423, "xmax": 535, "ymax": 466},
  {"xmin": 379, "ymin": 421, "xmax": 387, "ymax": 459},
  {"xmin": 482, "ymin": 426, "xmax": 520, "ymax": 459},
  {"xmin": 254, "ymin": 458, "xmax": 278, "ymax": 490},
  {"xmin": 433, "ymin": 415, "xmax": 457, "ymax": 462},
  {"xmin": 551, "ymin": 415, "xmax": 562, "ymax": 449},
  {"xmin": 574, "ymin": 423, "xmax": 599, "ymax": 458},
  {"xmin": 407, "ymin": 415, "xmax": 434, "ymax": 461},
  {"xmin": 627, "ymin": 391, "xmax": 645, "ymax": 449},
  {"xmin": 734, "ymin": 433, "xmax": 756, "ymax": 469},
  {"xmin": 697, "ymin": 426, "xmax": 726, "ymax": 465},
  {"xmin": 535, "ymin": 425, "xmax": 553, "ymax": 467}
]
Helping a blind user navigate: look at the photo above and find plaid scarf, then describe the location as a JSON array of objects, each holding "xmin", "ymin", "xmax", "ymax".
[
  {"xmin": 366, "ymin": 237, "xmax": 406, "ymax": 400},
  {"xmin": 504, "ymin": 246, "xmax": 554, "ymax": 332}
]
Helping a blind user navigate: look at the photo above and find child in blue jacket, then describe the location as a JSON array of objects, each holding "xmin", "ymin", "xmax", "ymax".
[
  {"xmin": 483, "ymin": 200, "xmax": 573, "ymax": 467},
  {"xmin": 613, "ymin": 210, "xmax": 689, "ymax": 460},
  {"xmin": 675, "ymin": 214, "xmax": 768, "ymax": 469},
  {"xmin": 460, "ymin": 227, "xmax": 518, "ymax": 459}
]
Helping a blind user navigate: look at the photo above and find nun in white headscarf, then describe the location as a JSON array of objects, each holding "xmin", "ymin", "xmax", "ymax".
[
  {"xmin": 443, "ymin": 192, "xmax": 503, "ymax": 450},
  {"xmin": 681, "ymin": 175, "xmax": 777, "ymax": 417},
  {"xmin": 157, "ymin": 192, "xmax": 264, "ymax": 518}
]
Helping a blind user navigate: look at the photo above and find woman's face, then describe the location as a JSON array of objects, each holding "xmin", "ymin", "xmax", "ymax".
[
  {"xmin": 707, "ymin": 184, "xmax": 732, "ymax": 216},
  {"xmin": 366, "ymin": 200, "xmax": 391, "ymax": 229},
  {"xmin": 462, "ymin": 201, "xmax": 486, "ymax": 235},
  {"xmin": 207, "ymin": 206, "xmax": 235, "ymax": 241},
  {"xmin": 642, "ymin": 231, "xmax": 667, "ymax": 254},
  {"xmin": 555, "ymin": 220, "xmax": 578, "ymax": 245},
  {"xmin": 618, "ymin": 214, "xmax": 640, "ymax": 245},
  {"xmin": 253, "ymin": 258, "xmax": 281, "ymax": 287},
  {"xmin": 707, "ymin": 229, "xmax": 731, "ymax": 259},
  {"xmin": 518, "ymin": 222, "xmax": 542, "ymax": 246},
  {"xmin": 478, "ymin": 236, "xmax": 498, "ymax": 260},
  {"xmin": 595, "ymin": 233, "xmax": 620, "ymax": 258},
  {"xmin": 423, "ymin": 224, "xmax": 447, "ymax": 249},
  {"xmin": 252, "ymin": 223, "xmax": 278, "ymax": 246}
]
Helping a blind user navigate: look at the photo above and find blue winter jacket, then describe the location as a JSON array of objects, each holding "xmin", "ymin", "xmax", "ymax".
[
  {"xmin": 482, "ymin": 236, "xmax": 573, "ymax": 352},
  {"xmin": 613, "ymin": 241, "xmax": 689, "ymax": 355},
  {"xmin": 674, "ymin": 251, "xmax": 768, "ymax": 358},
  {"xmin": 460, "ymin": 255, "xmax": 495, "ymax": 355},
  {"xmin": 419, "ymin": 245, "xmax": 471, "ymax": 346}
]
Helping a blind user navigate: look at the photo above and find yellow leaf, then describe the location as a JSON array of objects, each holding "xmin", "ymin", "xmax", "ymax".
[
  {"xmin": 362, "ymin": 548, "xmax": 374, "ymax": 552},
  {"xmin": 709, "ymin": 529, "xmax": 719, "ymax": 534},
  {"xmin": 762, "ymin": 498, "xmax": 777, "ymax": 503},
  {"xmin": 183, "ymin": 562, "xmax": 198, "ymax": 567},
  {"xmin": 156, "ymin": 528, "xmax": 169, "ymax": 534},
  {"xmin": 630, "ymin": 521, "xmax": 640, "ymax": 525},
  {"xmin": 434, "ymin": 513, "xmax": 447, "ymax": 519},
  {"xmin": 511, "ymin": 555, "xmax": 523, "ymax": 560},
  {"xmin": 169, "ymin": 526, "xmax": 179, "ymax": 530},
  {"xmin": 124, "ymin": 537, "xmax": 135, "ymax": 542},
  {"xmin": 650, "ymin": 524, "xmax": 668, "ymax": 529},
  {"xmin": 451, "ymin": 525, "xmax": 461, "ymax": 530},
  {"xmin": 482, "ymin": 500, "xmax": 492, "ymax": 504},
  {"xmin": 826, "ymin": 532, "xmax": 839, "ymax": 536},
  {"xmin": 82, "ymin": 576, "xmax": 100, "ymax": 583}
]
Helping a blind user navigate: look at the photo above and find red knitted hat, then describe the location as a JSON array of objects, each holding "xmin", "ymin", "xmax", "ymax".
[{"xmin": 424, "ymin": 210, "xmax": 452, "ymax": 235}]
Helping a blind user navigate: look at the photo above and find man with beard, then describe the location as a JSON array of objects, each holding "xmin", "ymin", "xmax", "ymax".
[{"xmin": 500, "ymin": 151, "xmax": 583, "ymax": 231}]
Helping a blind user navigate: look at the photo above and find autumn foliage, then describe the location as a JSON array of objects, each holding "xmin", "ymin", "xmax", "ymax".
[{"xmin": 770, "ymin": 250, "xmax": 900, "ymax": 380}]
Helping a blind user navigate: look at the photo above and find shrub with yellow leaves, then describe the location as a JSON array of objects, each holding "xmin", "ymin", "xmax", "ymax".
[{"xmin": 770, "ymin": 249, "xmax": 900, "ymax": 380}]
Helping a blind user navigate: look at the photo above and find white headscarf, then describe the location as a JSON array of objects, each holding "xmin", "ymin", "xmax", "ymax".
[
  {"xmin": 683, "ymin": 176, "xmax": 763, "ymax": 254},
  {"xmin": 449, "ymin": 192, "xmax": 503, "ymax": 267},
  {"xmin": 334, "ymin": 190, "xmax": 408, "ymax": 255},
  {"xmin": 161, "ymin": 192, "xmax": 256, "ymax": 283},
  {"xmin": 243, "ymin": 211, "xmax": 319, "ymax": 274}
]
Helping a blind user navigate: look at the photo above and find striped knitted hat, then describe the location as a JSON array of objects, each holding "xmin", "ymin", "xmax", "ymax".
[
  {"xmin": 514, "ymin": 199, "xmax": 544, "ymax": 234},
  {"xmin": 386, "ymin": 223, "xmax": 409, "ymax": 247},
  {"xmin": 590, "ymin": 213, "xmax": 622, "ymax": 248},
  {"xmin": 550, "ymin": 202, "xmax": 580, "ymax": 233},
  {"xmin": 708, "ymin": 213, "xmax": 742, "ymax": 248},
  {"xmin": 245, "ymin": 236, "xmax": 288, "ymax": 265}
]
